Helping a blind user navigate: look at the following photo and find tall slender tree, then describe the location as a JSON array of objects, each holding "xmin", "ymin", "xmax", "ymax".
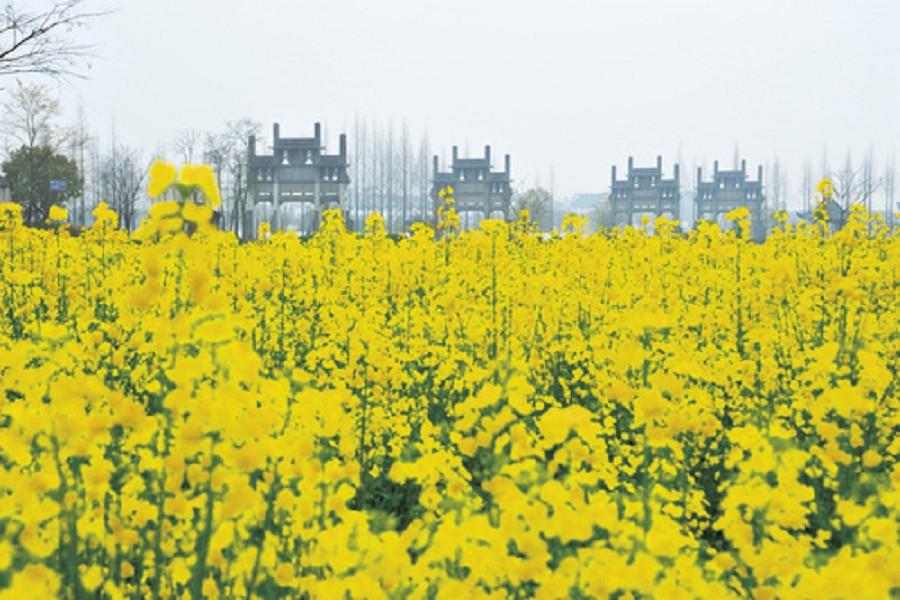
[
  {"xmin": 98, "ymin": 142, "xmax": 145, "ymax": 232},
  {"xmin": 883, "ymin": 156, "xmax": 895, "ymax": 226},
  {"xmin": 173, "ymin": 129, "xmax": 202, "ymax": 164},
  {"xmin": 801, "ymin": 160, "xmax": 813, "ymax": 214}
]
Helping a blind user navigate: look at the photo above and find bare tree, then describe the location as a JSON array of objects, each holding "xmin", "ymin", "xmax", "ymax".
[
  {"xmin": 820, "ymin": 146, "xmax": 831, "ymax": 180},
  {"xmin": 549, "ymin": 164, "xmax": 555, "ymax": 230},
  {"xmin": 417, "ymin": 131, "xmax": 430, "ymax": 223},
  {"xmin": 400, "ymin": 119, "xmax": 410, "ymax": 231},
  {"xmin": 374, "ymin": 121, "xmax": 384, "ymax": 225},
  {"xmin": 884, "ymin": 156, "xmax": 895, "ymax": 226},
  {"xmin": 346, "ymin": 116, "xmax": 433, "ymax": 232},
  {"xmin": 86, "ymin": 133, "xmax": 99, "ymax": 217},
  {"xmin": 768, "ymin": 157, "xmax": 783, "ymax": 214},
  {"xmin": 590, "ymin": 197, "xmax": 617, "ymax": 231},
  {"xmin": 358, "ymin": 116, "xmax": 368, "ymax": 226},
  {"xmin": 684, "ymin": 157, "xmax": 699, "ymax": 228},
  {"xmin": 513, "ymin": 187, "xmax": 552, "ymax": 230},
  {"xmin": 1, "ymin": 78, "xmax": 70, "ymax": 152},
  {"xmin": 862, "ymin": 147, "xmax": 875, "ymax": 214},
  {"xmin": 351, "ymin": 114, "xmax": 360, "ymax": 229},
  {"xmin": 203, "ymin": 132, "xmax": 231, "ymax": 192},
  {"xmin": 386, "ymin": 120, "xmax": 394, "ymax": 232},
  {"xmin": 173, "ymin": 128, "xmax": 201, "ymax": 164},
  {"xmin": 0, "ymin": 0, "xmax": 104, "ymax": 80},
  {"xmin": 227, "ymin": 118, "xmax": 259, "ymax": 236},
  {"xmin": 98, "ymin": 142, "xmax": 144, "ymax": 231},
  {"xmin": 778, "ymin": 160, "xmax": 789, "ymax": 211},
  {"xmin": 199, "ymin": 118, "xmax": 260, "ymax": 236},
  {"xmin": 801, "ymin": 160, "xmax": 813, "ymax": 214},
  {"xmin": 67, "ymin": 103, "xmax": 90, "ymax": 225},
  {"xmin": 833, "ymin": 150, "xmax": 881, "ymax": 215},
  {"xmin": 834, "ymin": 151, "xmax": 859, "ymax": 212}
]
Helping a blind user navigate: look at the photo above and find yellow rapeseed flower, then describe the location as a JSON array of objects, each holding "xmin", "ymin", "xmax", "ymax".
[
  {"xmin": 179, "ymin": 163, "xmax": 221, "ymax": 208},
  {"xmin": 0, "ymin": 160, "xmax": 895, "ymax": 599},
  {"xmin": 147, "ymin": 160, "xmax": 177, "ymax": 198},
  {"xmin": 48, "ymin": 205, "xmax": 68, "ymax": 222}
]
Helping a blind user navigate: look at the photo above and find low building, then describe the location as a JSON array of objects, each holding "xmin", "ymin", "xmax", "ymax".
[
  {"xmin": 246, "ymin": 122, "xmax": 349, "ymax": 238},
  {"xmin": 695, "ymin": 160, "xmax": 766, "ymax": 241},
  {"xmin": 432, "ymin": 146, "xmax": 513, "ymax": 228},
  {"xmin": 610, "ymin": 156, "xmax": 681, "ymax": 227}
]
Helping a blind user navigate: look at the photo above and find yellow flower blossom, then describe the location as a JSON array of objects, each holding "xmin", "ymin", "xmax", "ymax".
[
  {"xmin": 179, "ymin": 163, "xmax": 221, "ymax": 207},
  {"xmin": 48, "ymin": 205, "xmax": 68, "ymax": 222},
  {"xmin": 147, "ymin": 159, "xmax": 177, "ymax": 198},
  {"xmin": 0, "ymin": 163, "xmax": 895, "ymax": 599}
]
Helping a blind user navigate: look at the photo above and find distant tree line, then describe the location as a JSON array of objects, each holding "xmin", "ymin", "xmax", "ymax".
[
  {"xmin": 347, "ymin": 117, "xmax": 432, "ymax": 234},
  {"xmin": 0, "ymin": 75, "xmax": 895, "ymax": 234},
  {"xmin": 0, "ymin": 1, "xmax": 895, "ymax": 234},
  {"xmin": 2, "ymin": 82, "xmax": 896, "ymax": 234}
]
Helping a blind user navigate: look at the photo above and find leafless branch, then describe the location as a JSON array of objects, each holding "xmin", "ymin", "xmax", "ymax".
[{"xmin": 0, "ymin": 0, "xmax": 107, "ymax": 80}]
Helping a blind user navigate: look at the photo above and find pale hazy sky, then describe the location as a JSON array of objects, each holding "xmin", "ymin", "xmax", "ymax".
[{"xmin": 53, "ymin": 0, "xmax": 900, "ymax": 199}]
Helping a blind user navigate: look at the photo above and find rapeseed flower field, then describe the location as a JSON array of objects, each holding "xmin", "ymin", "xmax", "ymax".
[{"xmin": 0, "ymin": 163, "xmax": 896, "ymax": 599}]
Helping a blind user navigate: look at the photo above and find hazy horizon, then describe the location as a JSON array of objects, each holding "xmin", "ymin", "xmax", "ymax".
[{"xmin": 29, "ymin": 0, "xmax": 900, "ymax": 203}]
